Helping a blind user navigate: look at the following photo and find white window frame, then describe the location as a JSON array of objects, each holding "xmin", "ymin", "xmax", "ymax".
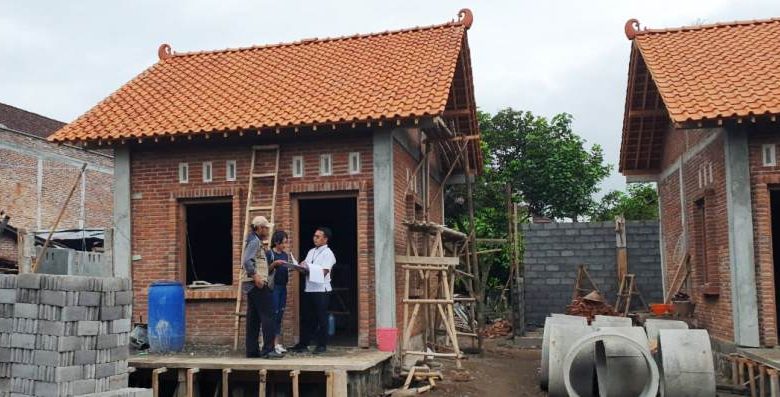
[
  {"xmin": 348, "ymin": 152, "xmax": 361, "ymax": 174},
  {"xmin": 202, "ymin": 162, "xmax": 213, "ymax": 183},
  {"xmin": 292, "ymin": 156, "xmax": 304, "ymax": 178},
  {"xmin": 226, "ymin": 160, "xmax": 237, "ymax": 181},
  {"xmin": 179, "ymin": 163, "xmax": 189, "ymax": 184},
  {"xmin": 763, "ymin": 144, "xmax": 776, "ymax": 166},
  {"xmin": 320, "ymin": 154, "xmax": 333, "ymax": 176}
]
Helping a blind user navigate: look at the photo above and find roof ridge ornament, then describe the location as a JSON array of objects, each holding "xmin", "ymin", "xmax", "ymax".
[
  {"xmin": 625, "ymin": 19, "xmax": 641, "ymax": 40},
  {"xmin": 158, "ymin": 44, "xmax": 173, "ymax": 60},
  {"xmin": 458, "ymin": 8, "xmax": 473, "ymax": 29}
]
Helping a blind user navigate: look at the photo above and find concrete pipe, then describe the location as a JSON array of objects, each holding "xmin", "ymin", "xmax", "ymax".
[
  {"xmin": 658, "ymin": 329, "xmax": 715, "ymax": 397},
  {"xmin": 593, "ymin": 327, "xmax": 652, "ymax": 397},
  {"xmin": 540, "ymin": 315, "xmax": 588, "ymax": 390},
  {"xmin": 563, "ymin": 330, "xmax": 659, "ymax": 397},
  {"xmin": 592, "ymin": 315, "xmax": 632, "ymax": 327},
  {"xmin": 643, "ymin": 319, "xmax": 688, "ymax": 351},
  {"xmin": 548, "ymin": 323, "xmax": 595, "ymax": 397}
]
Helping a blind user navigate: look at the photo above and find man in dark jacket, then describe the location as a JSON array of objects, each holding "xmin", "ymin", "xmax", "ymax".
[{"xmin": 243, "ymin": 216, "xmax": 283, "ymax": 359}]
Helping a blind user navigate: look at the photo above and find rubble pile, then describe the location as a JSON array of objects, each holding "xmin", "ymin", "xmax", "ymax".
[
  {"xmin": 481, "ymin": 319, "xmax": 512, "ymax": 338},
  {"xmin": 565, "ymin": 293, "xmax": 617, "ymax": 321}
]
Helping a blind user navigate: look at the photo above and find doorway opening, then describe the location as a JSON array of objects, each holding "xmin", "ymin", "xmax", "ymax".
[
  {"xmin": 297, "ymin": 196, "xmax": 358, "ymax": 346},
  {"xmin": 771, "ymin": 189, "xmax": 780, "ymax": 339},
  {"xmin": 183, "ymin": 201, "xmax": 233, "ymax": 286}
]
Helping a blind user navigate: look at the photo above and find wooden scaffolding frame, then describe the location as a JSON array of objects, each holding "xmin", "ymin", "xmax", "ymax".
[{"xmin": 398, "ymin": 221, "xmax": 466, "ymax": 369}]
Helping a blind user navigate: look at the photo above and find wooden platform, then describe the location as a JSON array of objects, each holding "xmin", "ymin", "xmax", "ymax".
[{"xmin": 129, "ymin": 349, "xmax": 393, "ymax": 372}]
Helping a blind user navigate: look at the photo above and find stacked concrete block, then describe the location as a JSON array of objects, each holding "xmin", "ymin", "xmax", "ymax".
[{"xmin": 0, "ymin": 273, "xmax": 147, "ymax": 397}]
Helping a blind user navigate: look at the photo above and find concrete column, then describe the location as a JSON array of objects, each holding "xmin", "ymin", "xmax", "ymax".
[
  {"xmin": 113, "ymin": 146, "xmax": 132, "ymax": 278},
  {"xmin": 373, "ymin": 129, "xmax": 396, "ymax": 329},
  {"xmin": 724, "ymin": 125, "xmax": 760, "ymax": 347}
]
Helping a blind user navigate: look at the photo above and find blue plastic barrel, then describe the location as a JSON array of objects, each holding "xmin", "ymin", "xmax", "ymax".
[{"xmin": 147, "ymin": 281, "xmax": 185, "ymax": 353}]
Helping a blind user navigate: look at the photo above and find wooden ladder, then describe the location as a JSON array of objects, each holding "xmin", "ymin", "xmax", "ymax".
[
  {"xmin": 615, "ymin": 273, "xmax": 648, "ymax": 316},
  {"xmin": 232, "ymin": 145, "xmax": 280, "ymax": 351}
]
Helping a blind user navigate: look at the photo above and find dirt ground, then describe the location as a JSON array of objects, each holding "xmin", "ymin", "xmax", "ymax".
[{"xmin": 423, "ymin": 338, "xmax": 544, "ymax": 397}]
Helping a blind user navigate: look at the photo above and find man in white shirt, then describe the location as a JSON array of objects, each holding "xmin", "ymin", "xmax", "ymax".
[{"xmin": 289, "ymin": 226, "xmax": 336, "ymax": 354}]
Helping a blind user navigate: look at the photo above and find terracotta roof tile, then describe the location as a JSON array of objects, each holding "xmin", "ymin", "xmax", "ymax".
[
  {"xmin": 50, "ymin": 12, "xmax": 474, "ymax": 143},
  {"xmin": 631, "ymin": 17, "xmax": 780, "ymax": 122}
]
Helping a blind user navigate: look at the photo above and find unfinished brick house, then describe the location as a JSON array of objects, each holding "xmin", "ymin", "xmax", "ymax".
[
  {"xmin": 0, "ymin": 103, "xmax": 113, "ymax": 267},
  {"xmin": 619, "ymin": 18, "xmax": 780, "ymax": 348},
  {"xmin": 49, "ymin": 9, "xmax": 480, "ymax": 348}
]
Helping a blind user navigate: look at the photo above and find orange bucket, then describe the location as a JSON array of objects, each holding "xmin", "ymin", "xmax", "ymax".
[{"xmin": 650, "ymin": 303, "xmax": 673, "ymax": 315}]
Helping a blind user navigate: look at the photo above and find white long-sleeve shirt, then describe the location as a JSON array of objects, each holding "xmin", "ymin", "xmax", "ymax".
[{"xmin": 303, "ymin": 244, "xmax": 336, "ymax": 292}]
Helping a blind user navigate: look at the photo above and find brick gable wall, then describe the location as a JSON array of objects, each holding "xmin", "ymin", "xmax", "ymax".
[{"xmin": 657, "ymin": 129, "xmax": 734, "ymax": 343}]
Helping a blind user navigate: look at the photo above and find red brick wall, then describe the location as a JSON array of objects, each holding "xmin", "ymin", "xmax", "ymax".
[
  {"xmin": 748, "ymin": 125, "xmax": 780, "ymax": 347},
  {"xmin": 0, "ymin": 128, "xmax": 112, "ymax": 263},
  {"xmin": 658, "ymin": 129, "xmax": 735, "ymax": 342},
  {"xmin": 392, "ymin": 130, "xmax": 446, "ymax": 341},
  {"xmin": 128, "ymin": 132, "xmax": 375, "ymax": 346},
  {"xmin": 0, "ymin": 233, "xmax": 17, "ymax": 264}
]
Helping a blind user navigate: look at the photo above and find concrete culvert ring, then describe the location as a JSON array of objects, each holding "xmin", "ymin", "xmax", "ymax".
[{"xmin": 563, "ymin": 331, "xmax": 660, "ymax": 397}]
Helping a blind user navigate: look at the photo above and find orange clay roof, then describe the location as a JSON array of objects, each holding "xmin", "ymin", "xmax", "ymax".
[
  {"xmin": 620, "ymin": 17, "xmax": 780, "ymax": 173},
  {"xmin": 49, "ymin": 11, "xmax": 475, "ymax": 143},
  {"xmin": 629, "ymin": 18, "xmax": 780, "ymax": 122}
]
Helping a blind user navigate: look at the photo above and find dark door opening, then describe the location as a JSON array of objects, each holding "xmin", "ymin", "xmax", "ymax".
[
  {"xmin": 297, "ymin": 197, "xmax": 358, "ymax": 346},
  {"xmin": 184, "ymin": 201, "xmax": 233, "ymax": 285},
  {"xmin": 771, "ymin": 189, "xmax": 780, "ymax": 339}
]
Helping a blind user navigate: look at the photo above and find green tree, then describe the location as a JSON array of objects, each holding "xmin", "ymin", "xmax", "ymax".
[
  {"xmin": 589, "ymin": 183, "xmax": 659, "ymax": 221},
  {"xmin": 479, "ymin": 108, "xmax": 612, "ymax": 220}
]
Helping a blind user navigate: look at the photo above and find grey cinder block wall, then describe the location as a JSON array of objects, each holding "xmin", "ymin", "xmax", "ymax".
[{"xmin": 523, "ymin": 220, "xmax": 663, "ymax": 326}]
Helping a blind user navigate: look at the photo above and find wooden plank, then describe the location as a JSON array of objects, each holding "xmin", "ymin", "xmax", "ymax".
[
  {"xmin": 186, "ymin": 368, "xmax": 199, "ymax": 397},
  {"xmin": 404, "ymin": 351, "xmax": 459, "ymax": 358},
  {"xmin": 152, "ymin": 367, "xmax": 167, "ymax": 397},
  {"xmin": 290, "ymin": 370, "xmax": 300, "ymax": 397},
  {"xmin": 130, "ymin": 351, "xmax": 394, "ymax": 372},
  {"xmin": 258, "ymin": 369, "xmax": 267, "ymax": 397},
  {"xmin": 222, "ymin": 369, "xmax": 231, "ymax": 397},
  {"xmin": 329, "ymin": 370, "xmax": 348, "ymax": 397},
  {"xmin": 395, "ymin": 256, "xmax": 459, "ymax": 266}
]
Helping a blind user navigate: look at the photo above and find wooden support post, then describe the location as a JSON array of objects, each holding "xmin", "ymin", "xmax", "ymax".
[
  {"xmin": 731, "ymin": 354, "xmax": 740, "ymax": 385},
  {"xmin": 326, "ymin": 369, "xmax": 347, "ymax": 397},
  {"xmin": 186, "ymin": 368, "xmax": 199, "ymax": 397},
  {"xmin": 768, "ymin": 368, "xmax": 779, "ymax": 397},
  {"xmin": 290, "ymin": 370, "xmax": 300, "ymax": 397},
  {"xmin": 222, "ymin": 368, "xmax": 231, "ymax": 397},
  {"xmin": 152, "ymin": 367, "xmax": 168, "ymax": 397},
  {"xmin": 739, "ymin": 358, "xmax": 746, "ymax": 385},
  {"xmin": 176, "ymin": 369, "xmax": 187, "ymax": 397},
  {"xmin": 258, "ymin": 369, "xmax": 267, "ymax": 397},
  {"xmin": 748, "ymin": 362, "xmax": 757, "ymax": 397},
  {"xmin": 615, "ymin": 215, "xmax": 628, "ymax": 284},
  {"xmin": 760, "ymin": 365, "xmax": 768, "ymax": 397}
]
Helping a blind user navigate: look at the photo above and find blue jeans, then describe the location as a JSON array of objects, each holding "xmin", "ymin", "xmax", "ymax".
[{"xmin": 272, "ymin": 286, "xmax": 287, "ymax": 337}]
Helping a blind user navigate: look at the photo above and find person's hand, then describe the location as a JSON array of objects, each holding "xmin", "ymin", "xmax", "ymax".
[
  {"xmin": 272, "ymin": 259, "xmax": 286, "ymax": 268},
  {"xmin": 253, "ymin": 274, "xmax": 266, "ymax": 288}
]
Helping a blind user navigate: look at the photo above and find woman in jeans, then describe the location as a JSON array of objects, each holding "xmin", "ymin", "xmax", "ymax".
[{"xmin": 266, "ymin": 230, "xmax": 292, "ymax": 354}]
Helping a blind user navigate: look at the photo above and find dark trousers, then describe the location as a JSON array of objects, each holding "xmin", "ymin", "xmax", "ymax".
[
  {"xmin": 300, "ymin": 291, "xmax": 330, "ymax": 347},
  {"xmin": 246, "ymin": 286, "xmax": 275, "ymax": 356}
]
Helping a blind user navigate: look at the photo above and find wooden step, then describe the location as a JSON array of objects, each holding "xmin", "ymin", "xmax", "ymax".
[
  {"xmin": 249, "ymin": 206, "xmax": 273, "ymax": 211},
  {"xmin": 252, "ymin": 172, "xmax": 277, "ymax": 178}
]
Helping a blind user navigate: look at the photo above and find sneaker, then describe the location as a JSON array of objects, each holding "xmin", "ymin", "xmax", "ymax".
[
  {"xmin": 289, "ymin": 343, "xmax": 308, "ymax": 353},
  {"xmin": 275, "ymin": 344, "xmax": 287, "ymax": 354},
  {"xmin": 259, "ymin": 350, "xmax": 284, "ymax": 359},
  {"xmin": 312, "ymin": 346, "xmax": 327, "ymax": 355}
]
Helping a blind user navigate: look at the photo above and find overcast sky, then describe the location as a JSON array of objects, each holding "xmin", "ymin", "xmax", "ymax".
[{"xmin": 3, "ymin": 0, "xmax": 780, "ymax": 194}]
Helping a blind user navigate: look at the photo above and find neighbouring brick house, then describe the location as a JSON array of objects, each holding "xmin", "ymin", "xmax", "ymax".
[
  {"xmin": 619, "ymin": 18, "xmax": 780, "ymax": 348},
  {"xmin": 49, "ymin": 9, "xmax": 481, "ymax": 347},
  {"xmin": 0, "ymin": 102, "xmax": 113, "ymax": 267}
]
